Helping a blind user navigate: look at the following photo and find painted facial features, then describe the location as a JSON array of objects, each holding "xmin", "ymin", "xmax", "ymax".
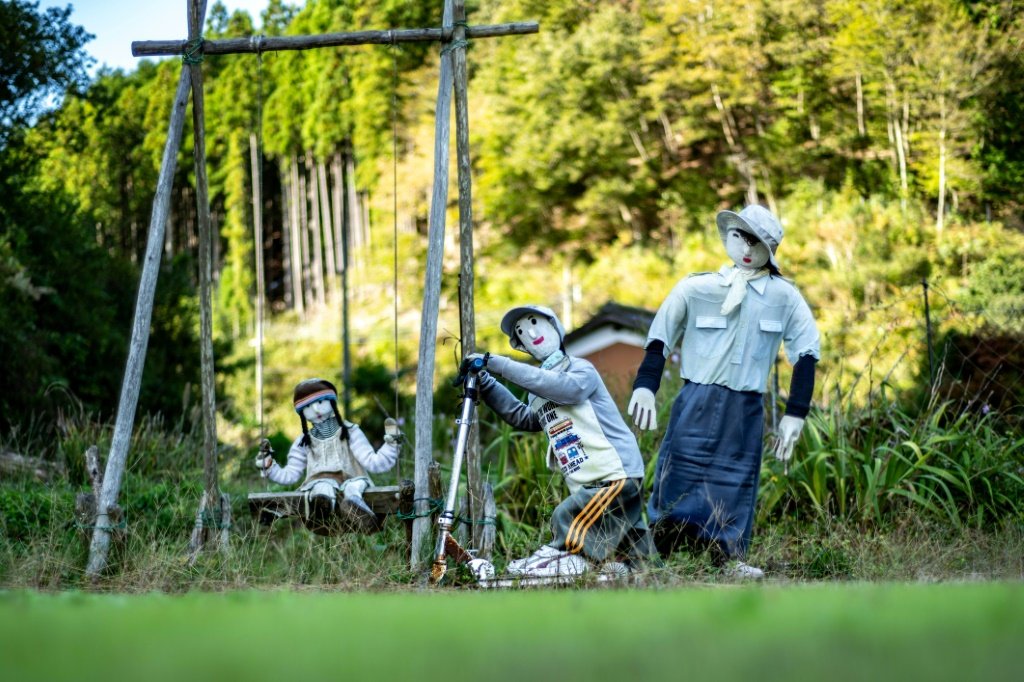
[
  {"xmin": 302, "ymin": 398, "xmax": 334, "ymax": 424},
  {"xmin": 726, "ymin": 228, "xmax": 770, "ymax": 270},
  {"xmin": 514, "ymin": 314, "xmax": 560, "ymax": 361}
]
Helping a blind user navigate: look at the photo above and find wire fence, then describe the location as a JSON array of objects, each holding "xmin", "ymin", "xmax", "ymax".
[{"xmin": 766, "ymin": 277, "xmax": 1024, "ymax": 430}]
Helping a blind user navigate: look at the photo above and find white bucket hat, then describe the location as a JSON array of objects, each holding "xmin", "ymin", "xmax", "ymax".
[
  {"xmin": 716, "ymin": 204, "xmax": 784, "ymax": 271},
  {"xmin": 499, "ymin": 304, "xmax": 566, "ymax": 352}
]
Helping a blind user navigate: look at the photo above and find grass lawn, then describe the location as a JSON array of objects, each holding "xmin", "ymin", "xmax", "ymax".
[{"xmin": 2, "ymin": 582, "xmax": 1022, "ymax": 681}]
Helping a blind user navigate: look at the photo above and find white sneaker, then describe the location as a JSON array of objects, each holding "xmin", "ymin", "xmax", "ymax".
[
  {"xmin": 726, "ymin": 561, "xmax": 765, "ymax": 580},
  {"xmin": 507, "ymin": 545, "xmax": 562, "ymax": 575},
  {"xmin": 522, "ymin": 551, "xmax": 589, "ymax": 578}
]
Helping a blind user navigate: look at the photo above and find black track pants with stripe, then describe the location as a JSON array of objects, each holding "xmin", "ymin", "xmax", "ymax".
[{"xmin": 549, "ymin": 477, "xmax": 654, "ymax": 563}]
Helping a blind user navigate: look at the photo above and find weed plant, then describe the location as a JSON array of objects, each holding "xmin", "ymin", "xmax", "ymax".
[{"xmin": 2, "ymin": 365, "xmax": 1022, "ymax": 590}]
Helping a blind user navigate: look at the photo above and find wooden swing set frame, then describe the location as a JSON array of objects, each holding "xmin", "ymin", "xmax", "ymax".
[{"xmin": 84, "ymin": 0, "xmax": 538, "ymax": 579}]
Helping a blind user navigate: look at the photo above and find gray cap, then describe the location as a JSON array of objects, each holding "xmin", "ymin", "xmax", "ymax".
[
  {"xmin": 500, "ymin": 304, "xmax": 566, "ymax": 352},
  {"xmin": 716, "ymin": 204, "xmax": 784, "ymax": 271}
]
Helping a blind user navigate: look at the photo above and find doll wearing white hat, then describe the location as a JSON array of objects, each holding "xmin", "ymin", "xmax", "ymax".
[
  {"xmin": 629, "ymin": 204, "xmax": 820, "ymax": 579},
  {"xmin": 468, "ymin": 305, "xmax": 655, "ymax": 577}
]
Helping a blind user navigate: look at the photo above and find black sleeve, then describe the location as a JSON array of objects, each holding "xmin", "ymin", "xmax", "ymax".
[
  {"xmin": 784, "ymin": 354, "xmax": 817, "ymax": 419},
  {"xmin": 632, "ymin": 340, "xmax": 666, "ymax": 394}
]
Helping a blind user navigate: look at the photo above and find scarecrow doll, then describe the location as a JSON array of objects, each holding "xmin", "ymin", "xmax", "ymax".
[
  {"xmin": 255, "ymin": 378, "xmax": 401, "ymax": 533},
  {"xmin": 629, "ymin": 204, "xmax": 820, "ymax": 579},
  {"xmin": 470, "ymin": 305, "xmax": 655, "ymax": 577}
]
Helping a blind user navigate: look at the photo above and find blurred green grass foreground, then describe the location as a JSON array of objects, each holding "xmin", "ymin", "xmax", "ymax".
[{"xmin": 2, "ymin": 583, "xmax": 1022, "ymax": 682}]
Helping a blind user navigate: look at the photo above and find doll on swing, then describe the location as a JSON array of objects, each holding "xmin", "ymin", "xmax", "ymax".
[{"xmin": 254, "ymin": 378, "xmax": 402, "ymax": 535}]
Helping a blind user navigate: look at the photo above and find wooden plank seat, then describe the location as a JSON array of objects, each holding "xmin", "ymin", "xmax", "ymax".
[{"xmin": 249, "ymin": 480, "xmax": 415, "ymax": 536}]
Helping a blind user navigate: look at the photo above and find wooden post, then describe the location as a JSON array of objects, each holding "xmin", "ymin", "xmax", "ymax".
[
  {"xmin": 451, "ymin": 0, "xmax": 488, "ymax": 558},
  {"xmin": 185, "ymin": 0, "xmax": 226, "ymax": 560},
  {"xmin": 86, "ymin": 66, "xmax": 192, "ymax": 579},
  {"xmin": 412, "ymin": 0, "xmax": 455, "ymax": 570},
  {"xmin": 132, "ymin": 23, "xmax": 539, "ymax": 57}
]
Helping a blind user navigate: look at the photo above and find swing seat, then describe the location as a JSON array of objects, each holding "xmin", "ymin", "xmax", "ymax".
[{"xmin": 248, "ymin": 480, "xmax": 414, "ymax": 536}]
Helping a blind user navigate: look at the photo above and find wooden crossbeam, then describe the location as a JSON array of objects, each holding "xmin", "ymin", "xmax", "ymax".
[{"xmin": 132, "ymin": 22, "xmax": 538, "ymax": 58}]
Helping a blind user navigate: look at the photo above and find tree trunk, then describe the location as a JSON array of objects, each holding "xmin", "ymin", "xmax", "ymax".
[
  {"xmin": 280, "ymin": 162, "xmax": 293, "ymax": 309},
  {"xmin": 298, "ymin": 157, "xmax": 311, "ymax": 311},
  {"xmin": 306, "ymin": 151, "xmax": 325, "ymax": 307},
  {"xmin": 318, "ymin": 159, "xmax": 337, "ymax": 294},
  {"xmin": 331, "ymin": 153, "xmax": 344, "ymax": 273},
  {"xmin": 711, "ymin": 83, "xmax": 737, "ymax": 150},
  {"xmin": 855, "ymin": 72, "xmax": 866, "ymax": 137},
  {"xmin": 346, "ymin": 153, "xmax": 362, "ymax": 270},
  {"xmin": 289, "ymin": 154, "xmax": 304, "ymax": 314},
  {"xmin": 936, "ymin": 91, "xmax": 947, "ymax": 235}
]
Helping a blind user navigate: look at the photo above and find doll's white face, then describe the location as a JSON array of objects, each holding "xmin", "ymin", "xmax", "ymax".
[
  {"xmin": 513, "ymin": 314, "xmax": 560, "ymax": 361},
  {"xmin": 726, "ymin": 229, "xmax": 770, "ymax": 270},
  {"xmin": 302, "ymin": 398, "xmax": 334, "ymax": 424}
]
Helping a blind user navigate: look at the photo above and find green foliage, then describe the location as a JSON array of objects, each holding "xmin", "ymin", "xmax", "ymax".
[
  {"xmin": 0, "ymin": 484, "xmax": 74, "ymax": 543},
  {"xmin": 759, "ymin": 393, "xmax": 1024, "ymax": 527},
  {"xmin": 0, "ymin": 0, "xmax": 92, "ymax": 145}
]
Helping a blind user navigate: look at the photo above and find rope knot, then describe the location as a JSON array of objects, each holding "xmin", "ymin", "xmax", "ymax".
[{"xmin": 182, "ymin": 37, "xmax": 205, "ymax": 65}]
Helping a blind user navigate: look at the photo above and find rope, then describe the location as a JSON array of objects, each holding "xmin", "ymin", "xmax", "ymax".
[
  {"xmin": 394, "ymin": 497, "xmax": 444, "ymax": 519},
  {"xmin": 76, "ymin": 519, "xmax": 127, "ymax": 532},
  {"xmin": 440, "ymin": 39, "xmax": 469, "ymax": 56},
  {"xmin": 197, "ymin": 509, "xmax": 232, "ymax": 530},
  {"xmin": 390, "ymin": 44, "xmax": 401, "ymax": 423},
  {"xmin": 455, "ymin": 514, "xmax": 497, "ymax": 526},
  {"xmin": 182, "ymin": 37, "xmax": 205, "ymax": 65},
  {"xmin": 254, "ymin": 47, "xmax": 266, "ymax": 442}
]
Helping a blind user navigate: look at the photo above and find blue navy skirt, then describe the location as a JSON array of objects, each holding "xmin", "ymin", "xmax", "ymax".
[{"xmin": 647, "ymin": 381, "xmax": 764, "ymax": 559}]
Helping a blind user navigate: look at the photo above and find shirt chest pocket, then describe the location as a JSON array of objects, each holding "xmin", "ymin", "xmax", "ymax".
[
  {"xmin": 751, "ymin": 318, "xmax": 784, "ymax": 360},
  {"xmin": 691, "ymin": 315, "xmax": 730, "ymax": 358}
]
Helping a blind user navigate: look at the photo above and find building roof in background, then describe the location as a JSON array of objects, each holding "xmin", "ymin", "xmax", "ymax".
[
  {"xmin": 565, "ymin": 301, "xmax": 655, "ymax": 342},
  {"xmin": 564, "ymin": 301, "xmax": 654, "ymax": 357}
]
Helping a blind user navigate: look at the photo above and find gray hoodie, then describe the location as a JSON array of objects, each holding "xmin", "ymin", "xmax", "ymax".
[{"xmin": 479, "ymin": 353, "xmax": 645, "ymax": 494}]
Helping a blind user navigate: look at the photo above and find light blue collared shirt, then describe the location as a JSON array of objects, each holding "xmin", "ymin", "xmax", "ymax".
[{"xmin": 645, "ymin": 266, "xmax": 820, "ymax": 393}]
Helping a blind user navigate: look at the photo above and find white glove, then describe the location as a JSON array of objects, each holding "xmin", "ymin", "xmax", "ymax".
[
  {"xmin": 628, "ymin": 387, "xmax": 658, "ymax": 431},
  {"xmin": 773, "ymin": 415, "xmax": 805, "ymax": 462},
  {"xmin": 383, "ymin": 417, "xmax": 403, "ymax": 446},
  {"xmin": 254, "ymin": 439, "xmax": 274, "ymax": 475}
]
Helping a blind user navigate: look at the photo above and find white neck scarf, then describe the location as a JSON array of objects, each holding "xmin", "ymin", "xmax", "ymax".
[
  {"xmin": 540, "ymin": 349, "xmax": 566, "ymax": 369},
  {"xmin": 720, "ymin": 266, "xmax": 769, "ymax": 315}
]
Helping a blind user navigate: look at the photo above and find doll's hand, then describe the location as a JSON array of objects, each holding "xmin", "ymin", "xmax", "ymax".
[
  {"xmin": 466, "ymin": 352, "xmax": 489, "ymax": 366},
  {"xmin": 254, "ymin": 439, "xmax": 274, "ymax": 474},
  {"xmin": 773, "ymin": 415, "xmax": 805, "ymax": 462},
  {"xmin": 477, "ymin": 353, "xmax": 508, "ymax": 377},
  {"xmin": 628, "ymin": 388, "xmax": 658, "ymax": 431},
  {"xmin": 383, "ymin": 417, "xmax": 403, "ymax": 446}
]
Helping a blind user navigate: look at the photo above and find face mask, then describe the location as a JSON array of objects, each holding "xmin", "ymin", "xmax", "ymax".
[
  {"xmin": 725, "ymin": 229, "xmax": 770, "ymax": 270},
  {"xmin": 302, "ymin": 399, "xmax": 334, "ymax": 424},
  {"xmin": 514, "ymin": 314, "xmax": 561, "ymax": 361}
]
